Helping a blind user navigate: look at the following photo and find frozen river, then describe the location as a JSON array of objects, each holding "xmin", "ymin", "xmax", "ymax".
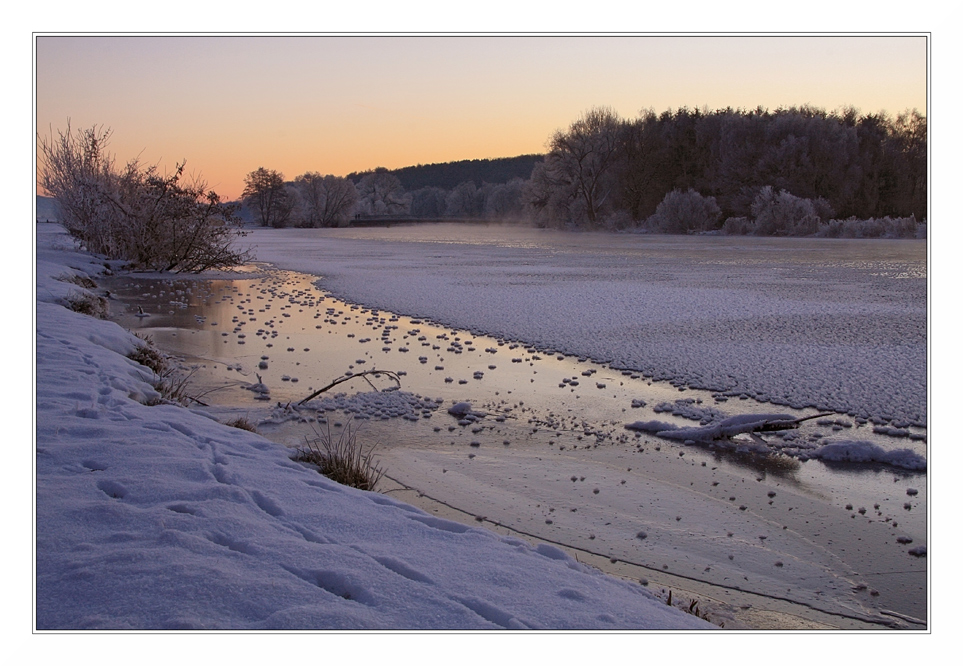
[
  {"xmin": 105, "ymin": 223, "xmax": 928, "ymax": 628},
  {"xmin": 247, "ymin": 224, "xmax": 927, "ymax": 428}
]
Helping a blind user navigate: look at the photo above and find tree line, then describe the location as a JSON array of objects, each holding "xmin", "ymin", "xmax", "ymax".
[
  {"xmin": 348, "ymin": 155, "xmax": 542, "ymax": 191},
  {"xmin": 245, "ymin": 103, "xmax": 925, "ymax": 237},
  {"xmin": 528, "ymin": 105, "xmax": 926, "ymax": 235},
  {"xmin": 240, "ymin": 166, "xmax": 530, "ymax": 227}
]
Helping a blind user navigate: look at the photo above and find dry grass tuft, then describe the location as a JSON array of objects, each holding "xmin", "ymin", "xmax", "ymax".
[
  {"xmin": 144, "ymin": 367, "xmax": 197, "ymax": 406},
  {"xmin": 294, "ymin": 423, "xmax": 385, "ymax": 491},
  {"xmin": 65, "ymin": 291, "xmax": 109, "ymax": 319},
  {"xmin": 225, "ymin": 416, "xmax": 258, "ymax": 432},
  {"xmin": 57, "ymin": 272, "xmax": 98, "ymax": 289},
  {"xmin": 127, "ymin": 333, "xmax": 168, "ymax": 375}
]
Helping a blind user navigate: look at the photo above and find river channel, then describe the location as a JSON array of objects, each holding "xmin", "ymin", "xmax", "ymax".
[{"xmin": 101, "ymin": 252, "xmax": 927, "ymax": 631}]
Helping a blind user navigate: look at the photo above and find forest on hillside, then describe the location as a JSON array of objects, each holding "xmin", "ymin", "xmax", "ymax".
[{"xmin": 347, "ymin": 155, "xmax": 542, "ymax": 191}]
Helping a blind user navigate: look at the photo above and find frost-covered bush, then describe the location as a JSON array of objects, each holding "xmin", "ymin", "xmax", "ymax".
[
  {"xmin": 816, "ymin": 215, "xmax": 922, "ymax": 239},
  {"xmin": 39, "ymin": 123, "xmax": 250, "ymax": 272},
  {"xmin": 645, "ymin": 189, "xmax": 721, "ymax": 234},
  {"xmin": 750, "ymin": 186, "xmax": 821, "ymax": 236},
  {"xmin": 722, "ymin": 216, "xmax": 752, "ymax": 235}
]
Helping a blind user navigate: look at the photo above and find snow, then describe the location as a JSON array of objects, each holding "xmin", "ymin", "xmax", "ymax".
[
  {"xmin": 809, "ymin": 440, "xmax": 928, "ymax": 471},
  {"xmin": 246, "ymin": 226, "xmax": 926, "ymax": 427},
  {"xmin": 34, "ymin": 224, "xmax": 711, "ymax": 630}
]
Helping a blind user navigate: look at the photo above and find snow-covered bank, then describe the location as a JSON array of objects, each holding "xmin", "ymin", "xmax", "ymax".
[
  {"xmin": 34, "ymin": 224, "xmax": 711, "ymax": 630},
  {"xmin": 246, "ymin": 226, "xmax": 926, "ymax": 428}
]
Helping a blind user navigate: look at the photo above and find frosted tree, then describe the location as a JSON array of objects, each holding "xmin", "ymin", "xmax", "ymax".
[
  {"xmin": 529, "ymin": 107, "xmax": 623, "ymax": 227},
  {"xmin": 293, "ymin": 172, "xmax": 359, "ymax": 227},
  {"xmin": 37, "ymin": 122, "xmax": 123, "ymax": 256},
  {"xmin": 356, "ymin": 169, "xmax": 410, "ymax": 215},
  {"xmin": 444, "ymin": 181, "xmax": 483, "ymax": 218},
  {"xmin": 409, "ymin": 187, "xmax": 448, "ymax": 218},
  {"xmin": 243, "ymin": 167, "xmax": 292, "ymax": 227},
  {"xmin": 750, "ymin": 186, "xmax": 820, "ymax": 236},
  {"xmin": 483, "ymin": 178, "xmax": 527, "ymax": 220}
]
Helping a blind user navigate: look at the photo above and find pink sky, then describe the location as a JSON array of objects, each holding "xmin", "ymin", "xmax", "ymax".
[{"xmin": 36, "ymin": 35, "xmax": 927, "ymax": 201}]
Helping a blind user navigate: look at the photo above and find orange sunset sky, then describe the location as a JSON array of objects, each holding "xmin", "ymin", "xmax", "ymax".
[{"xmin": 36, "ymin": 34, "xmax": 927, "ymax": 202}]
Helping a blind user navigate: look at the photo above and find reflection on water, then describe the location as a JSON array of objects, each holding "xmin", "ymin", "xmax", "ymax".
[{"xmin": 104, "ymin": 262, "xmax": 925, "ymax": 479}]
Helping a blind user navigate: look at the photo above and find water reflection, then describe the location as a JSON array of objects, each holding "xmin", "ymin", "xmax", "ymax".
[{"xmin": 101, "ymin": 260, "xmax": 927, "ymax": 625}]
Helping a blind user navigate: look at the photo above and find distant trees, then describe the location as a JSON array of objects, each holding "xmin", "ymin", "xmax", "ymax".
[
  {"xmin": 409, "ymin": 187, "xmax": 448, "ymax": 218},
  {"xmin": 529, "ymin": 107, "xmax": 623, "ymax": 227},
  {"xmin": 291, "ymin": 172, "xmax": 358, "ymax": 227},
  {"xmin": 526, "ymin": 104, "xmax": 926, "ymax": 234},
  {"xmin": 237, "ymin": 103, "xmax": 924, "ymax": 238},
  {"xmin": 482, "ymin": 178, "xmax": 527, "ymax": 219},
  {"xmin": 243, "ymin": 167, "xmax": 292, "ymax": 228},
  {"xmin": 349, "ymin": 155, "xmax": 541, "ymax": 191},
  {"xmin": 444, "ymin": 180, "xmax": 484, "ymax": 218},
  {"xmin": 356, "ymin": 169, "xmax": 410, "ymax": 215},
  {"xmin": 38, "ymin": 122, "xmax": 249, "ymax": 272}
]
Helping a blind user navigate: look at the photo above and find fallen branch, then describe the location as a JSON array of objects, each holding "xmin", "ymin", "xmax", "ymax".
[
  {"xmin": 625, "ymin": 411, "xmax": 835, "ymax": 442},
  {"xmin": 297, "ymin": 370, "xmax": 402, "ymax": 406}
]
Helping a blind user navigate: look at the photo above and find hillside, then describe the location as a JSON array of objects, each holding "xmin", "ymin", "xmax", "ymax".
[{"xmin": 348, "ymin": 154, "xmax": 543, "ymax": 190}]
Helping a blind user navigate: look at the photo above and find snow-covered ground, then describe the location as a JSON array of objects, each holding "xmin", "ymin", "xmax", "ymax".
[
  {"xmin": 34, "ymin": 223, "xmax": 712, "ymax": 630},
  {"xmin": 246, "ymin": 225, "xmax": 926, "ymax": 428}
]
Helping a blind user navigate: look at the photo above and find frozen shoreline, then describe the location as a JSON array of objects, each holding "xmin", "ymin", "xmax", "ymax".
[
  {"xmin": 246, "ymin": 225, "xmax": 926, "ymax": 428},
  {"xmin": 94, "ymin": 238, "xmax": 927, "ymax": 628}
]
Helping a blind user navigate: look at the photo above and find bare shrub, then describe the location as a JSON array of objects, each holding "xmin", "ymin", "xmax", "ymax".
[
  {"xmin": 38, "ymin": 122, "xmax": 251, "ymax": 272},
  {"xmin": 115, "ymin": 162, "xmax": 252, "ymax": 272},
  {"xmin": 294, "ymin": 423, "xmax": 385, "ymax": 491}
]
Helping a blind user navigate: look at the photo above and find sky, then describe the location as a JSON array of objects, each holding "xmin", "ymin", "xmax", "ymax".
[{"xmin": 35, "ymin": 34, "xmax": 927, "ymax": 201}]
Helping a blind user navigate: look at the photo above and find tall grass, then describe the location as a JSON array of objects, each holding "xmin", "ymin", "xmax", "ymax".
[{"xmin": 295, "ymin": 423, "xmax": 385, "ymax": 491}]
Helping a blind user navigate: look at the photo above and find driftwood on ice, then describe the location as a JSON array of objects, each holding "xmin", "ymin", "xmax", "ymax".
[{"xmin": 624, "ymin": 412, "xmax": 832, "ymax": 443}]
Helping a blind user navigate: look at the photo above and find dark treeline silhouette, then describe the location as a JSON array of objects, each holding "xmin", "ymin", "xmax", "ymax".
[
  {"xmin": 347, "ymin": 155, "xmax": 543, "ymax": 192},
  {"xmin": 529, "ymin": 105, "xmax": 926, "ymax": 235}
]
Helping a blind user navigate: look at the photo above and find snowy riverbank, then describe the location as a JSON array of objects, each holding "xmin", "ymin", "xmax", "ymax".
[{"xmin": 34, "ymin": 223, "xmax": 712, "ymax": 630}]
